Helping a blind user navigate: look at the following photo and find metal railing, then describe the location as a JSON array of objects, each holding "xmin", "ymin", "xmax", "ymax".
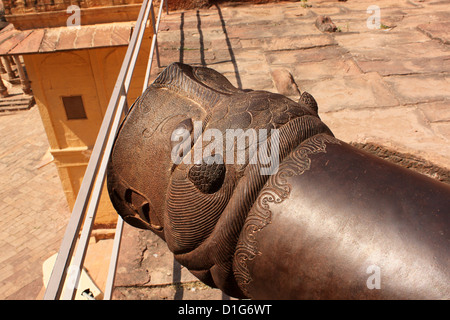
[{"xmin": 44, "ymin": 0, "xmax": 168, "ymax": 300}]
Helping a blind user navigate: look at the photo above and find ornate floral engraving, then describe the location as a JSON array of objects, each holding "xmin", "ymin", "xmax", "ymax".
[{"xmin": 233, "ymin": 134, "xmax": 340, "ymax": 297}]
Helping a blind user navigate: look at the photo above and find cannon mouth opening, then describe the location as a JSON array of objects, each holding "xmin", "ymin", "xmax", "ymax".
[{"xmin": 106, "ymin": 160, "xmax": 164, "ymax": 236}]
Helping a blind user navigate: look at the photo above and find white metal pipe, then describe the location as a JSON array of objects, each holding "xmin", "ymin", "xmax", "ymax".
[
  {"xmin": 143, "ymin": 0, "xmax": 165, "ymax": 90},
  {"xmin": 124, "ymin": 0, "xmax": 154, "ymax": 93},
  {"xmin": 44, "ymin": 0, "xmax": 153, "ymax": 300},
  {"xmin": 61, "ymin": 92, "xmax": 128, "ymax": 300},
  {"xmin": 103, "ymin": 217, "xmax": 124, "ymax": 300},
  {"xmin": 104, "ymin": 1, "xmax": 166, "ymax": 298}
]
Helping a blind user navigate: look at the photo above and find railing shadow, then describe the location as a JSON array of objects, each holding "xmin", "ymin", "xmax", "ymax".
[
  {"xmin": 172, "ymin": 257, "xmax": 184, "ymax": 300},
  {"xmin": 179, "ymin": 12, "xmax": 184, "ymax": 63},
  {"xmin": 176, "ymin": 5, "xmax": 242, "ymax": 89},
  {"xmin": 196, "ymin": 10, "xmax": 206, "ymax": 67},
  {"xmin": 214, "ymin": 4, "xmax": 242, "ymax": 89}
]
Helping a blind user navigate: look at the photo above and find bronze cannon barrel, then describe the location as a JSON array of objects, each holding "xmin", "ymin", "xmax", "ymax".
[
  {"xmin": 107, "ymin": 63, "xmax": 449, "ymax": 299},
  {"xmin": 235, "ymin": 135, "xmax": 450, "ymax": 299}
]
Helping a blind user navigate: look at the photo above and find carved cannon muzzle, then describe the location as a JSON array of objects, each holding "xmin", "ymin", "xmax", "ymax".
[{"xmin": 107, "ymin": 63, "xmax": 450, "ymax": 299}]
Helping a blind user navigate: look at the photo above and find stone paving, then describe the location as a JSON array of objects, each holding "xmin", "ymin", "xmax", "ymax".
[
  {"xmin": 0, "ymin": 0, "xmax": 449, "ymax": 300},
  {"xmin": 0, "ymin": 106, "xmax": 70, "ymax": 299}
]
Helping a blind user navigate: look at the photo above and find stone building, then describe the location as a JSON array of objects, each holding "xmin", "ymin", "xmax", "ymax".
[{"xmin": 0, "ymin": 0, "xmax": 153, "ymax": 228}]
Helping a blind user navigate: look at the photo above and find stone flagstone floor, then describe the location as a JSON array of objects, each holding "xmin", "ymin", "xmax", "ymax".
[{"xmin": 0, "ymin": 106, "xmax": 71, "ymax": 299}]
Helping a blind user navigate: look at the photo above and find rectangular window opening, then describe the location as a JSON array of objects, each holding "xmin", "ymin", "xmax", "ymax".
[{"xmin": 62, "ymin": 95, "xmax": 87, "ymax": 120}]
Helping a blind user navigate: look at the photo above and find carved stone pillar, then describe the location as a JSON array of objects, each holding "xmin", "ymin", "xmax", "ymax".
[
  {"xmin": 53, "ymin": 0, "xmax": 66, "ymax": 11},
  {"xmin": 3, "ymin": 0, "xmax": 12, "ymax": 14},
  {"xmin": 12, "ymin": 55, "xmax": 32, "ymax": 95},
  {"xmin": 15, "ymin": 0, "xmax": 26, "ymax": 14},
  {"xmin": 0, "ymin": 59, "xmax": 6, "ymax": 74},
  {"xmin": 1, "ymin": 56, "xmax": 15, "ymax": 80},
  {"xmin": 0, "ymin": 77, "xmax": 9, "ymax": 98}
]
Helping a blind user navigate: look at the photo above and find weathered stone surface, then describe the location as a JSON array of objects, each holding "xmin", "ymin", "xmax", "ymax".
[
  {"xmin": 344, "ymin": 40, "xmax": 450, "ymax": 62},
  {"xmin": 302, "ymin": 72, "xmax": 399, "ymax": 112},
  {"xmin": 400, "ymin": 9, "xmax": 450, "ymax": 29},
  {"xmin": 335, "ymin": 31, "xmax": 430, "ymax": 50},
  {"xmin": 228, "ymin": 21, "xmax": 322, "ymax": 39},
  {"xmin": 265, "ymin": 45, "xmax": 350, "ymax": 65},
  {"xmin": 291, "ymin": 58, "xmax": 362, "ymax": 81},
  {"xmin": 321, "ymin": 106, "xmax": 450, "ymax": 171},
  {"xmin": 113, "ymin": 283, "xmax": 230, "ymax": 300},
  {"xmin": 310, "ymin": 6, "xmax": 342, "ymax": 17},
  {"xmin": 115, "ymin": 223, "xmax": 198, "ymax": 288},
  {"xmin": 356, "ymin": 56, "xmax": 450, "ymax": 76},
  {"xmin": 350, "ymin": 141, "xmax": 450, "ymax": 184},
  {"xmin": 241, "ymin": 34, "xmax": 335, "ymax": 51},
  {"xmin": 0, "ymin": 106, "xmax": 71, "ymax": 300},
  {"xmin": 430, "ymin": 123, "xmax": 450, "ymax": 150},
  {"xmin": 239, "ymin": 72, "xmax": 274, "ymax": 91},
  {"xmin": 113, "ymin": 212, "xmax": 232, "ymax": 300},
  {"xmin": 417, "ymin": 100, "xmax": 450, "ymax": 123},
  {"xmin": 318, "ymin": 0, "xmax": 415, "ymax": 11},
  {"xmin": 383, "ymin": 74, "xmax": 450, "ymax": 104},
  {"xmin": 417, "ymin": 22, "xmax": 450, "ymax": 44}
]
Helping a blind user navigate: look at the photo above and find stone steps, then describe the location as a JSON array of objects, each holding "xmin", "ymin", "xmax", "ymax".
[{"xmin": 0, "ymin": 94, "xmax": 35, "ymax": 112}]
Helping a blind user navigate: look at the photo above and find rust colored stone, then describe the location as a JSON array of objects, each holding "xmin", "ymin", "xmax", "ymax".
[
  {"xmin": 9, "ymin": 29, "xmax": 45, "ymax": 55},
  {"xmin": 74, "ymin": 27, "xmax": 96, "ymax": 49},
  {"xmin": 92, "ymin": 26, "xmax": 114, "ymax": 48},
  {"xmin": 55, "ymin": 29, "xmax": 77, "ymax": 51},
  {"xmin": 0, "ymin": 30, "xmax": 32, "ymax": 55},
  {"xmin": 110, "ymin": 25, "xmax": 132, "ymax": 46},
  {"xmin": 39, "ymin": 28, "xmax": 60, "ymax": 52}
]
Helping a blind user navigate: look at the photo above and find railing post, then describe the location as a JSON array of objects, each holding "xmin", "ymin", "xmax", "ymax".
[
  {"xmin": 43, "ymin": 0, "xmax": 154, "ymax": 300},
  {"xmin": 143, "ymin": 0, "xmax": 166, "ymax": 90},
  {"xmin": 103, "ymin": 217, "xmax": 124, "ymax": 300},
  {"xmin": 150, "ymin": 2, "xmax": 161, "ymax": 68},
  {"xmin": 121, "ymin": 84, "xmax": 129, "ymax": 116},
  {"xmin": 43, "ymin": 0, "xmax": 167, "ymax": 300},
  {"xmin": 12, "ymin": 55, "xmax": 32, "ymax": 94},
  {"xmin": 104, "ymin": 0, "xmax": 167, "ymax": 299}
]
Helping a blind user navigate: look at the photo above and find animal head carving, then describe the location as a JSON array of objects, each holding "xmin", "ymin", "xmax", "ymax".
[{"xmin": 106, "ymin": 62, "xmax": 333, "ymax": 297}]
